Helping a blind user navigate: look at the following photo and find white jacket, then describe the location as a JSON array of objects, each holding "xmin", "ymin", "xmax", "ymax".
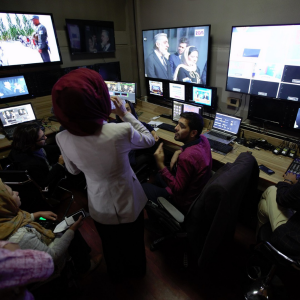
[{"xmin": 56, "ymin": 113, "xmax": 155, "ymax": 224}]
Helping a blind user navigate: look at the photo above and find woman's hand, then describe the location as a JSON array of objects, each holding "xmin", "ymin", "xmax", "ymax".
[
  {"xmin": 170, "ymin": 149, "xmax": 182, "ymax": 171},
  {"xmin": 58, "ymin": 155, "xmax": 64, "ymax": 165},
  {"xmin": 111, "ymin": 96, "xmax": 127, "ymax": 119},
  {"xmin": 69, "ymin": 216, "xmax": 83, "ymax": 231},
  {"xmin": 151, "ymin": 131, "xmax": 160, "ymax": 142},
  {"xmin": 33, "ymin": 211, "xmax": 57, "ymax": 221}
]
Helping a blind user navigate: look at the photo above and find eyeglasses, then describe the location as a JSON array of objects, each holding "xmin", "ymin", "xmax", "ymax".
[{"xmin": 36, "ymin": 134, "xmax": 46, "ymax": 142}]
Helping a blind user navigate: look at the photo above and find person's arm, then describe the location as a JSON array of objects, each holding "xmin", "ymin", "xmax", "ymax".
[
  {"xmin": 56, "ymin": 134, "xmax": 81, "ymax": 175},
  {"xmin": 276, "ymin": 173, "xmax": 300, "ymax": 210},
  {"xmin": 0, "ymin": 242, "xmax": 54, "ymax": 289},
  {"xmin": 141, "ymin": 121, "xmax": 160, "ymax": 142},
  {"xmin": 112, "ymin": 96, "xmax": 155, "ymax": 149}
]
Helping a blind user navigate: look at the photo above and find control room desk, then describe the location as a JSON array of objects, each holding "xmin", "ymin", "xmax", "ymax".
[{"xmin": 134, "ymin": 100, "xmax": 293, "ymax": 191}]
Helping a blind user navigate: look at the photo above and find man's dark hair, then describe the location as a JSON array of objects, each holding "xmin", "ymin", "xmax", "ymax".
[
  {"xmin": 180, "ymin": 112, "xmax": 203, "ymax": 138},
  {"xmin": 179, "ymin": 37, "xmax": 189, "ymax": 46},
  {"xmin": 11, "ymin": 122, "xmax": 40, "ymax": 152}
]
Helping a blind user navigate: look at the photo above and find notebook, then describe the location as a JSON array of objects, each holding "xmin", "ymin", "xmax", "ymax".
[
  {"xmin": 203, "ymin": 113, "xmax": 242, "ymax": 145},
  {"xmin": 0, "ymin": 103, "xmax": 37, "ymax": 140}
]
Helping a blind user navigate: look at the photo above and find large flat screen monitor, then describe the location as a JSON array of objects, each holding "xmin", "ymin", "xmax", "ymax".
[
  {"xmin": 142, "ymin": 25, "xmax": 210, "ymax": 85},
  {"xmin": 226, "ymin": 24, "xmax": 300, "ymax": 102},
  {"xmin": 0, "ymin": 11, "xmax": 62, "ymax": 69},
  {"xmin": 66, "ymin": 19, "xmax": 115, "ymax": 56},
  {"xmin": 172, "ymin": 100, "xmax": 203, "ymax": 122},
  {"xmin": 105, "ymin": 81, "xmax": 136, "ymax": 103}
]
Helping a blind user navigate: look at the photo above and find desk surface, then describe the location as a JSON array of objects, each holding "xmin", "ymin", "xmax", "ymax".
[
  {"xmin": 133, "ymin": 100, "xmax": 293, "ymax": 189},
  {"xmin": 0, "ymin": 97, "xmax": 292, "ymax": 188}
]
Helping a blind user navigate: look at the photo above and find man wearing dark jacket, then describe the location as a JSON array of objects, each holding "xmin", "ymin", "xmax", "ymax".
[{"xmin": 8, "ymin": 122, "xmax": 65, "ymax": 189}]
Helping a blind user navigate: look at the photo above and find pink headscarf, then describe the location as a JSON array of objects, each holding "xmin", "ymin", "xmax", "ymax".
[{"xmin": 52, "ymin": 68, "xmax": 111, "ymax": 136}]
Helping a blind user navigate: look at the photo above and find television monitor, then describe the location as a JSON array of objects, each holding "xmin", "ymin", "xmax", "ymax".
[
  {"xmin": 172, "ymin": 100, "xmax": 203, "ymax": 122},
  {"xmin": 226, "ymin": 24, "xmax": 300, "ymax": 101},
  {"xmin": 0, "ymin": 11, "xmax": 62, "ymax": 69},
  {"xmin": 169, "ymin": 82, "xmax": 185, "ymax": 101},
  {"xmin": 149, "ymin": 80, "xmax": 163, "ymax": 97},
  {"xmin": 94, "ymin": 62, "xmax": 121, "ymax": 81},
  {"xmin": 293, "ymin": 108, "xmax": 300, "ymax": 129},
  {"xmin": 65, "ymin": 19, "xmax": 115, "ymax": 55},
  {"xmin": 188, "ymin": 84, "xmax": 217, "ymax": 111},
  {"xmin": 0, "ymin": 75, "xmax": 32, "ymax": 102},
  {"xmin": 142, "ymin": 25, "xmax": 210, "ymax": 85},
  {"xmin": 105, "ymin": 81, "xmax": 136, "ymax": 103}
]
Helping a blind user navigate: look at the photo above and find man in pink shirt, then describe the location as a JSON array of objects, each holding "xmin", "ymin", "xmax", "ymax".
[{"xmin": 143, "ymin": 112, "xmax": 212, "ymax": 215}]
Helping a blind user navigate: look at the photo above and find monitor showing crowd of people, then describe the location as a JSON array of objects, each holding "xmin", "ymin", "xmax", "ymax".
[
  {"xmin": 0, "ymin": 75, "xmax": 29, "ymax": 100},
  {"xmin": 105, "ymin": 81, "xmax": 136, "ymax": 103}
]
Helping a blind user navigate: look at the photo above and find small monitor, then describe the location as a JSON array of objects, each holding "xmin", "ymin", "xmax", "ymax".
[
  {"xmin": 0, "ymin": 103, "xmax": 36, "ymax": 128},
  {"xmin": 172, "ymin": 100, "xmax": 203, "ymax": 122},
  {"xmin": 213, "ymin": 113, "xmax": 242, "ymax": 135},
  {"xmin": 169, "ymin": 82, "xmax": 185, "ymax": 101},
  {"xmin": 0, "ymin": 75, "xmax": 31, "ymax": 102},
  {"xmin": 192, "ymin": 86, "xmax": 212, "ymax": 106},
  {"xmin": 105, "ymin": 81, "xmax": 136, "ymax": 103},
  {"xmin": 149, "ymin": 80, "xmax": 163, "ymax": 97},
  {"xmin": 294, "ymin": 108, "xmax": 300, "ymax": 129}
]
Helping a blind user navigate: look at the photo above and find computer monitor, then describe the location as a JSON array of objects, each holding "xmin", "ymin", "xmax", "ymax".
[
  {"xmin": 172, "ymin": 100, "xmax": 203, "ymax": 122},
  {"xmin": 105, "ymin": 81, "xmax": 136, "ymax": 103},
  {"xmin": 213, "ymin": 113, "xmax": 242, "ymax": 135},
  {"xmin": 294, "ymin": 108, "xmax": 300, "ymax": 130},
  {"xmin": 149, "ymin": 80, "xmax": 163, "ymax": 97},
  {"xmin": 0, "ymin": 75, "xmax": 32, "ymax": 102},
  {"xmin": 169, "ymin": 82, "xmax": 185, "ymax": 101},
  {"xmin": 0, "ymin": 11, "xmax": 62, "ymax": 69},
  {"xmin": 188, "ymin": 84, "xmax": 217, "ymax": 111},
  {"xmin": 226, "ymin": 24, "xmax": 300, "ymax": 102}
]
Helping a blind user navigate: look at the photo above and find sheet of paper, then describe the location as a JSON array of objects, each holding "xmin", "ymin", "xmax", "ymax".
[{"xmin": 148, "ymin": 121, "xmax": 163, "ymax": 131}]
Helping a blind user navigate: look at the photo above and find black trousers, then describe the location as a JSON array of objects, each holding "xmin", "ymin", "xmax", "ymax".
[
  {"xmin": 94, "ymin": 211, "xmax": 146, "ymax": 280},
  {"xmin": 40, "ymin": 48, "xmax": 50, "ymax": 62}
]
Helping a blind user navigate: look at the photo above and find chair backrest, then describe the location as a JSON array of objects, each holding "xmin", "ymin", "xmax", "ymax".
[{"xmin": 184, "ymin": 152, "xmax": 259, "ymax": 269}]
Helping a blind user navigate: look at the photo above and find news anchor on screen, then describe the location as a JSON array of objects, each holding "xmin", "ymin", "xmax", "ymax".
[{"xmin": 145, "ymin": 33, "xmax": 172, "ymax": 80}]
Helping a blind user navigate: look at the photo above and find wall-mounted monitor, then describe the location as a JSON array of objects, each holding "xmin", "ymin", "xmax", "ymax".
[
  {"xmin": 105, "ymin": 81, "xmax": 136, "ymax": 103},
  {"xmin": 65, "ymin": 19, "xmax": 115, "ymax": 56},
  {"xmin": 149, "ymin": 80, "xmax": 163, "ymax": 97},
  {"xmin": 172, "ymin": 100, "xmax": 203, "ymax": 122},
  {"xmin": 0, "ymin": 75, "xmax": 32, "ymax": 102},
  {"xmin": 294, "ymin": 108, "xmax": 300, "ymax": 130},
  {"xmin": 169, "ymin": 82, "xmax": 185, "ymax": 101},
  {"xmin": 0, "ymin": 11, "xmax": 62, "ymax": 69},
  {"xmin": 226, "ymin": 24, "xmax": 300, "ymax": 102},
  {"xmin": 188, "ymin": 84, "xmax": 217, "ymax": 111},
  {"xmin": 142, "ymin": 25, "xmax": 210, "ymax": 85}
]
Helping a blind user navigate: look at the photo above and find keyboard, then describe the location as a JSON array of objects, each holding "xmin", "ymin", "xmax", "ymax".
[
  {"xmin": 208, "ymin": 139, "xmax": 233, "ymax": 154},
  {"xmin": 286, "ymin": 157, "xmax": 300, "ymax": 180},
  {"xmin": 209, "ymin": 130, "xmax": 231, "ymax": 140},
  {"xmin": 157, "ymin": 123, "xmax": 176, "ymax": 132}
]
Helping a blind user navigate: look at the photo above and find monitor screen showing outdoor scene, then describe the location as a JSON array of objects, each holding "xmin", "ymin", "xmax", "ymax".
[
  {"xmin": 149, "ymin": 80, "xmax": 163, "ymax": 96},
  {"xmin": 226, "ymin": 24, "xmax": 300, "ymax": 101},
  {"xmin": 142, "ymin": 25, "xmax": 210, "ymax": 85},
  {"xmin": 0, "ymin": 11, "xmax": 62, "ymax": 68},
  {"xmin": 105, "ymin": 81, "xmax": 136, "ymax": 103}
]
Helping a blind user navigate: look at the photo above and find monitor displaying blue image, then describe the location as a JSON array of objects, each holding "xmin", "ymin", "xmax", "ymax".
[{"xmin": 192, "ymin": 86, "xmax": 212, "ymax": 106}]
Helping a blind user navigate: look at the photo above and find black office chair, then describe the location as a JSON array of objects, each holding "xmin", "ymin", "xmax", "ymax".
[
  {"xmin": 146, "ymin": 152, "xmax": 259, "ymax": 269},
  {"xmin": 245, "ymin": 223, "xmax": 300, "ymax": 300},
  {"xmin": 0, "ymin": 169, "xmax": 73, "ymax": 213}
]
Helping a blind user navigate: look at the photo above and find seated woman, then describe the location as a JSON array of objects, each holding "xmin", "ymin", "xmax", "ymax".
[
  {"xmin": 0, "ymin": 179, "xmax": 101, "ymax": 275},
  {"xmin": 257, "ymin": 172, "xmax": 300, "ymax": 260},
  {"xmin": 173, "ymin": 46, "xmax": 201, "ymax": 84},
  {"xmin": 8, "ymin": 122, "xmax": 65, "ymax": 189},
  {"xmin": 114, "ymin": 100, "xmax": 159, "ymax": 172}
]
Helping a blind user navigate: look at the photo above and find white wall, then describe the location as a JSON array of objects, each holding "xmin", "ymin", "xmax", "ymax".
[{"xmin": 134, "ymin": 0, "xmax": 300, "ymax": 120}]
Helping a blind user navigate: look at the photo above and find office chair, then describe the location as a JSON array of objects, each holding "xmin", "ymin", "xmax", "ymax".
[
  {"xmin": 0, "ymin": 169, "xmax": 73, "ymax": 213},
  {"xmin": 146, "ymin": 152, "xmax": 259, "ymax": 269},
  {"xmin": 245, "ymin": 223, "xmax": 300, "ymax": 300}
]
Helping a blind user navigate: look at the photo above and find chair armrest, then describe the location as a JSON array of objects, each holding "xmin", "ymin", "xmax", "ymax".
[{"xmin": 157, "ymin": 197, "xmax": 184, "ymax": 223}]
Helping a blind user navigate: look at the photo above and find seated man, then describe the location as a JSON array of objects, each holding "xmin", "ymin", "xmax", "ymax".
[
  {"xmin": 142, "ymin": 112, "xmax": 212, "ymax": 214},
  {"xmin": 257, "ymin": 172, "xmax": 300, "ymax": 259},
  {"xmin": 8, "ymin": 122, "xmax": 65, "ymax": 189}
]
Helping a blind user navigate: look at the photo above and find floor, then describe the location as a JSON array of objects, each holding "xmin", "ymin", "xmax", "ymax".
[{"xmin": 33, "ymin": 189, "xmax": 300, "ymax": 300}]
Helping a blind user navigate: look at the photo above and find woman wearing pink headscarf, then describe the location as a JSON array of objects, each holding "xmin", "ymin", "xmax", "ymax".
[{"xmin": 52, "ymin": 68, "xmax": 155, "ymax": 281}]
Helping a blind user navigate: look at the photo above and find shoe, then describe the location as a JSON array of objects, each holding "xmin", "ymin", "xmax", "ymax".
[{"xmin": 79, "ymin": 254, "xmax": 103, "ymax": 278}]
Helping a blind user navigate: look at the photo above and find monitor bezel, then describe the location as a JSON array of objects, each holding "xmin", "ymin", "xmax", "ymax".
[{"xmin": 0, "ymin": 10, "xmax": 63, "ymax": 70}]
